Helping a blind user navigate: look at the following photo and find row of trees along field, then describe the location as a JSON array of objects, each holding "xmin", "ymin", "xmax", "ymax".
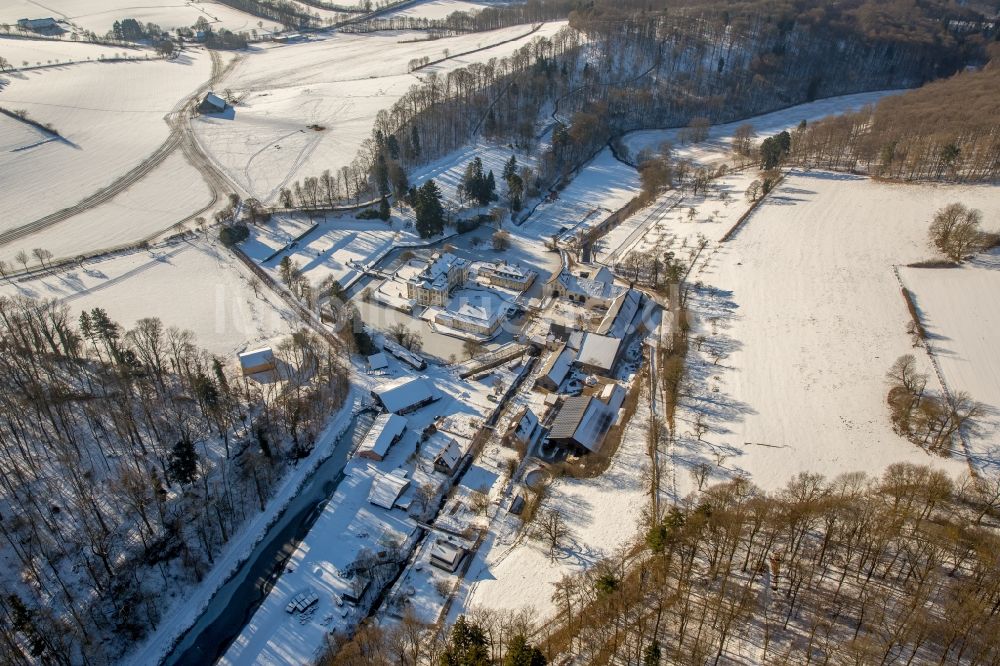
[
  {"xmin": 351, "ymin": 0, "xmax": 994, "ymax": 204},
  {"xmin": 327, "ymin": 464, "xmax": 1000, "ymax": 665},
  {"xmin": 789, "ymin": 55, "xmax": 1000, "ymax": 181},
  {"xmin": 0, "ymin": 296, "xmax": 349, "ymax": 664}
]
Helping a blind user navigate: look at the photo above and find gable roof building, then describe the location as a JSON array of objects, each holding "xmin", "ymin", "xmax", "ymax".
[
  {"xmin": 535, "ymin": 342, "xmax": 575, "ymax": 392},
  {"xmin": 576, "ymin": 333, "xmax": 622, "ymax": 374},
  {"xmin": 547, "ymin": 395, "xmax": 616, "ymax": 454},
  {"xmin": 238, "ymin": 347, "xmax": 276, "ymax": 376},
  {"xmin": 372, "ymin": 377, "xmax": 438, "ymax": 414},
  {"xmin": 357, "ymin": 413, "xmax": 407, "ymax": 461},
  {"xmin": 368, "ymin": 468, "xmax": 411, "ymax": 510}
]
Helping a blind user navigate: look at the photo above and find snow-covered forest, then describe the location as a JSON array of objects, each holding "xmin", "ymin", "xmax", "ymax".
[{"xmin": 0, "ymin": 296, "xmax": 348, "ymax": 663}]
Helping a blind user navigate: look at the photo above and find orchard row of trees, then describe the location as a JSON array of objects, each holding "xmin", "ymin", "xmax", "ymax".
[
  {"xmin": 0, "ymin": 296, "xmax": 349, "ymax": 663},
  {"xmin": 789, "ymin": 59, "xmax": 1000, "ymax": 182}
]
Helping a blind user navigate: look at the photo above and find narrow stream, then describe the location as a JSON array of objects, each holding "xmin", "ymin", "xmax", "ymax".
[{"xmin": 162, "ymin": 409, "xmax": 376, "ymax": 666}]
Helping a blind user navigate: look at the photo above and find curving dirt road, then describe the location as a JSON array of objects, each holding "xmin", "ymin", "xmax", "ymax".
[{"xmin": 0, "ymin": 50, "xmax": 237, "ymax": 248}]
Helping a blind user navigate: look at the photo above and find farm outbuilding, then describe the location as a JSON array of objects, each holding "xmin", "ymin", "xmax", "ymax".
[
  {"xmin": 199, "ymin": 92, "xmax": 227, "ymax": 114},
  {"xmin": 372, "ymin": 377, "xmax": 438, "ymax": 414},
  {"xmin": 546, "ymin": 395, "xmax": 615, "ymax": 454},
  {"xmin": 357, "ymin": 413, "xmax": 407, "ymax": 462},
  {"xmin": 238, "ymin": 347, "xmax": 276, "ymax": 376}
]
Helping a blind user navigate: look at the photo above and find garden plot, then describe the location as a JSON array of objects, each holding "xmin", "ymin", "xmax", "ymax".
[
  {"xmin": 0, "ymin": 36, "xmax": 147, "ymax": 68},
  {"xmin": 623, "ymin": 90, "xmax": 903, "ymax": 169},
  {"xmin": 0, "ymin": 1, "xmax": 281, "ymax": 37},
  {"xmin": 594, "ymin": 169, "xmax": 758, "ymax": 264},
  {"xmin": 193, "ymin": 22, "xmax": 567, "ymax": 203},
  {"xmin": 671, "ymin": 171, "xmax": 1000, "ymax": 497},
  {"xmin": 1, "ymin": 237, "xmax": 295, "ymax": 355},
  {"xmin": 0, "ymin": 52, "xmax": 211, "ymax": 230},
  {"xmin": 0, "ymin": 148, "xmax": 212, "ymax": 264},
  {"xmin": 900, "ymin": 258, "xmax": 1000, "ymax": 473},
  {"xmin": 244, "ymin": 210, "xmax": 424, "ymax": 290}
]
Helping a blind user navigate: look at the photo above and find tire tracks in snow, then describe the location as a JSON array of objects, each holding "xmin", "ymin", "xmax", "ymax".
[{"xmin": 0, "ymin": 50, "xmax": 236, "ymax": 249}]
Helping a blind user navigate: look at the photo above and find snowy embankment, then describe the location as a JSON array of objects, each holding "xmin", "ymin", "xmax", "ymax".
[
  {"xmin": 0, "ymin": 36, "xmax": 148, "ymax": 68},
  {"xmin": 900, "ymin": 253, "xmax": 1000, "ymax": 473},
  {"xmin": 0, "ymin": 50, "xmax": 211, "ymax": 231},
  {"xmin": 1, "ymin": 235, "xmax": 294, "ymax": 356},
  {"xmin": 673, "ymin": 171, "xmax": 999, "ymax": 496},
  {"xmin": 193, "ymin": 22, "xmax": 567, "ymax": 204},
  {"xmin": 622, "ymin": 89, "xmax": 904, "ymax": 167}
]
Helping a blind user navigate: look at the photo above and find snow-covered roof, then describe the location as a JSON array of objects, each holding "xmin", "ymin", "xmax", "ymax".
[
  {"xmin": 238, "ymin": 347, "xmax": 274, "ymax": 370},
  {"xmin": 373, "ymin": 377, "xmax": 437, "ymax": 413},
  {"xmin": 597, "ymin": 289, "xmax": 641, "ymax": 337},
  {"xmin": 434, "ymin": 438, "xmax": 462, "ymax": 471},
  {"xmin": 203, "ymin": 92, "xmax": 226, "ymax": 109},
  {"xmin": 507, "ymin": 407, "xmax": 538, "ymax": 441},
  {"xmin": 367, "ymin": 352, "xmax": 389, "ymax": 370},
  {"xmin": 368, "ymin": 468, "xmax": 410, "ymax": 510},
  {"xmin": 548, "ymin": 396, "xmax": 614, "ymax": 452},
  {"xmin": 577, "ymin": 333, "xmax": 621, "ymax": 371},
  {"xmin": 599, "ymin": 382, "xmax": 627, "ymax": 412},
  {"xmin": 539, "ymin": 343, "xmax": 575, "ymax": 387},
  {"xmin": 357, "ymin": 413, "xmax": 407, "ymax": 459},
  {"xmin": 445, "ymin": 291, "xmax": 506, "ymax": 327},
  {"xmin": 430, "ymin": 538, "xmax": 465, "ymax": 567},
  {"xmin": 409, "ymin": 252, "xmax": 467, "ymax": 291},
  {"xmin": 558, "ymin": 266, "xmax": 624, "ymax": 302}
]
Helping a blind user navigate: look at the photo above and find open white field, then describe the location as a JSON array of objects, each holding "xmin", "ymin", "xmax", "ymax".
[
  {"xmin": 0, "ymin": 1, "xmax": 281, "ymax": 37},
  {"xmin": 1, "ymin": 237, "xmax": 294, "ymax": 355},
  {"xmin": 0, "ymin": 36, "xmax": 148, "ymax": 68},
  {"xmin": 385, "ymin": 0, "xmax": 485, "ymax": 19},
  {"xmin": 623, "ymin": 90, "xmax": 903, "ymax": 169},
  {"xmin": 901, "ymin": 256, "xmax": 1000, "ymax": 473},
  {"xmin": 0, "ymin": 149, "xmax": 213, "ymax": 264},
  {"xmin": 194, "ymin": 22, "xmax": 567, "ymax": 203},
  {"xmin": 0, "ymin": 51, "xmax": 211, "ymax": 231},
  {"xmin": 671, "ymin": 171, "xmax": 1000, "ymax": 497},
  {"xmin": 519, "ymin": 147, "xmax": 639, "ymax": 241}
]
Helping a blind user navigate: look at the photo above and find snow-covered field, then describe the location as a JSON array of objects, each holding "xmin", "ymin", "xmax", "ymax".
[
  {"xmin": 0, "ymin": 1, "xmax": 281, "ymax": 37},
  {"xmin": 410, "ymin": 138, "xmax": 537, "ymax": 209},
  {"xmin": 520, "ymin": 147, "xmax": 639, "ymax": 242},
  {"xmin": 194, "ymin": 22, "xmax": 566, "ymax": 203},
  {"xmin": 0, "ymin": 36, "xmax": 147, "ymax": 67},
  {"xmin": 1, "ymin": 235, "xmax": 294, "ymax": 355},
  {"xmin": 384, "ymin": 0, "xmax": 486, "ymax": 19},
  {"xmin": 0, "ymin": 51, "xmax": 211, "ymax": 230},
  {"xmin": 901, "ymin": 256, "xmax": 1000, "ymax": 473},
  {"xmin": 0, "ymin": 148, "xmax": 212, "ymax": 263},
  {"xmin": 672, "ymin": 171, "xmax": 1000, "ymax": 496},
  {"xmin": 623, "ymin": 90, "xmax": 904, "ymax": 168}
]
